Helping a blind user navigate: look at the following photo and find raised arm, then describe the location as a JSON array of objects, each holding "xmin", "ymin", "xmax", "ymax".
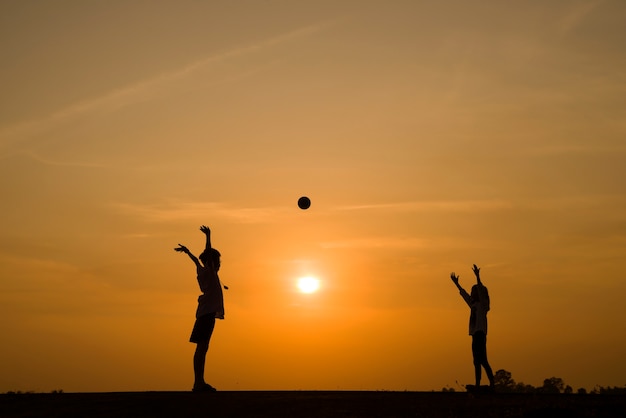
[
  {"xmin": 450, "ymin": 272, "xmax": 463, "ymax": 291},
  {"xmin": 472, "ymin": 264, "xmax": 482, "ymax": 286},
  {"xmin": 200, "ymin": 225, "xmax": 212, "ymax": 253},
  {"xmin": 174, "ymin": 244, "xmax": 201, "ymax": 268},
  {"xmin": 451, "ymin": 272, "xmax": 472, "ymax": 307}
]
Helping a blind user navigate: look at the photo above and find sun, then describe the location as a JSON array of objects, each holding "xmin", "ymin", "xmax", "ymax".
[{"xmin": 297, "ymin": 276, "xmax": 320, "ymax": 294}]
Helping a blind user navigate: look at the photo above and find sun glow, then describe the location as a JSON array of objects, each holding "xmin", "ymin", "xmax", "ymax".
[{"xmin": 297, "ymin": 276, "xmax": 320, "ymax": 294}]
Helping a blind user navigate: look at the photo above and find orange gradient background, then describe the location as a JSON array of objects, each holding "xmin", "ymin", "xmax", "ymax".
[{"xmin": 1, "ymin": 1, "xmax": 625, "ymax": 393}]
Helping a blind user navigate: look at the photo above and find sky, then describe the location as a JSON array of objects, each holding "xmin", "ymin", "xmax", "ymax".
[{"xmin": 1, "ymin": 0, "xmax": 625, "ymax": 393}]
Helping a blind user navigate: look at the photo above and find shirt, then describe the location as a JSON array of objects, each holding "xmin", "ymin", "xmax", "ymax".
[
  {"xmin": 195, "ymin": 265, "xmax": 225, "ymax": 319},
  {"xmin": 460, "ymin": 288, "xmax": 488, "ymax": 336}
]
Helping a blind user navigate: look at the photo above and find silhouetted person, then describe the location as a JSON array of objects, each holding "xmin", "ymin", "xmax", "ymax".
[
  {"xmin": 175, "ymin": 225, "xmax": 225, "ymax": 392},
  {"xmin": 450, "ymin": 264, "xmax": 495, "ymax": 389}
]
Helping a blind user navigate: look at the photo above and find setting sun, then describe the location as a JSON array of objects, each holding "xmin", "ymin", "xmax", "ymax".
[{"xmin": 297, "ymin": 277, "xmax": 320, "ymax": 294}]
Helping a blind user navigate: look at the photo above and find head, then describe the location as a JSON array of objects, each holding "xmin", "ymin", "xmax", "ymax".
[{"xmin": 199, "ymin": 248, "xmax": 221, "ymax": 271}]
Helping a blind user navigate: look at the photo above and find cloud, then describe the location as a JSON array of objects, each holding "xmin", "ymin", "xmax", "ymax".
[
  {"xmin": 556, "ymin": 0, "xmax": 604, "ymax": 37},
  {"xmin": 113, "ymin": 198, "xmax": 515, "ymax": 227},
  {"xmin": 320, "ymin": 236, "xmax": 428, "ymax": 250},
  {"xmin": 334, "ymin": 199, "xmax": 514, "ymax": 213},
  {"xmin": 17, "ymin": 150, "xmax": 109, "ymax": 168},
  {"xmin": 516, "ymin": 194, "xmax": 626, "ymax": 212},
  {"xmin": 112, "ymin": 200, "xmax": 288, "ymax": 224},
  {"xmin": 524, "ymin": 143, "xmax": 626, "ymax": 157},
  {"xmin": 0, "ymin": 20, "xmax": 333, "ymax": 157},
  {"xmin": 332, "ymin": 195, "xmax": 626, "ymax": 219}
]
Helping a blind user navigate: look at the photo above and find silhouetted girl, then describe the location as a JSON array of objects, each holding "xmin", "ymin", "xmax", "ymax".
[
  {"xmin": 175, "ymin": 225, "xmax": 225, "ymax": 392},
  {"xmin": 450, "ymin": 264, "xmax": 495, "ymax": 390}
]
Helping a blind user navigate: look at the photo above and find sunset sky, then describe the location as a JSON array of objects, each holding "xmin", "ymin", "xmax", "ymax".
[{"xmin": 1, "ymin": 1, "xmax": 625, "ymax": 393}]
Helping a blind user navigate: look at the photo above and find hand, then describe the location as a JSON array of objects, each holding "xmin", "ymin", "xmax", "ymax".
[
  {"xmin": 200, "ymin": 225, "xmax": 211, "ymax": 235},
  {"xmin": 174, "ymin": 244, "xmax": 189, "ymax": 253},
  {"xmin": 472, "ymin": 264, "xmax": 480, "ymax": 277},
  {"xmin": 473, "ymin": 264, "xmax": 483, "ymax": 285},
  {"xmin": 450, "ymin": 272, "xmax": 459, "ymax": 284}
]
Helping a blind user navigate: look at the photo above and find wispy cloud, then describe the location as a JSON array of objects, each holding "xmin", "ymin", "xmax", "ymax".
[
  {"xmin": 516, "ymin": 194, "xmax": 626, "ymax": 212},
  {"xmin": 112, "ymin": 198, "xmax": 517, "ymax": 226},
  {"xmin": 333, "ymin": 195, "xmax": 626, "ymax": 216},
  {"xmin": 524, "ymin": 143, "xmax": 626, "ymax": 157},
  {"xmin": 112, "ymin": 200, "xmax": 288, "ymax": 224},
  {"xmin": 335, "ymin": 199, "xmax": 513, "ymax": 213},
  {"xmin": 319, "ymin": 235, "xmax": 492, "ymax": 252},
  {"xmin": 17, "ymin": 150, "xmax": 109, "ymax": 168},
  {"xmin": 320, "ymin": 236, "xmax": 428, "ymax": 250},
  {"xmin": 107, "ymin": 194, "xmax": 626, "ymax": 228},
  {"xmin": 556, "ymin": 0, "xmax": 604, "ymax": 37},
  {"xmin": 0, "ymin": 20, "xmax": 333, "ymax": 157}
]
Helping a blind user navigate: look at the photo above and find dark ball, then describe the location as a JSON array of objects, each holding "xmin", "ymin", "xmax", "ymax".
[{"xmin": 298, "ymin": 196, "xmax": 311, "ymax": 210}]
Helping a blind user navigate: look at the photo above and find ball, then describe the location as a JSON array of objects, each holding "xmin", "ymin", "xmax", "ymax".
[{"xmin": 297, "ymin": 196, "xmax": 311, "ymax": 210}]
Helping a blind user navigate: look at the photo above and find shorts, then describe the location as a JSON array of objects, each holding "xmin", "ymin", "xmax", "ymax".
[{"xmin": 189, "ymin": 314, "xmax": 216, "ymax": 344}]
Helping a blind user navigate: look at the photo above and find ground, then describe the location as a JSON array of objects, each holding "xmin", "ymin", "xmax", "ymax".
[{"xmin": 2, "ymin": 391, "xmax": 625, "ymax": 417}]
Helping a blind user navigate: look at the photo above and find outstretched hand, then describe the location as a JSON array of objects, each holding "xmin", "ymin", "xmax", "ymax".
[
  {"xmin": 200, "ymin": 225, "xmax": 211, "ymax": 235},
  {"xmin": 450, "ymin": 272, "xmax": 460, "ymax": 284},
  {"xmin": 472, "ymin": 264, "xmax": 480, "ymax": 277},
  {"xmin": 174, "ymin": 244, "xmax": 189, "ymax": 253},
  {"xmin": 473, "ymin": 264, "xmax": 483, "ymax": 285}
]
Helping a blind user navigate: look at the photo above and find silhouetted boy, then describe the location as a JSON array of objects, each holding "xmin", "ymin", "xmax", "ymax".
[
  {"xmin": 175, "ymin": 225, "xmax": 225, "ymax": 392},
  {"xmin": 450, "ymin": 264, "xmax": 495, "ymax": 390}
]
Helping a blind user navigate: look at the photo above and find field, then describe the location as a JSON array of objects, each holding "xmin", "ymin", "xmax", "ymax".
[{"xmin": 2, "ymin": 391, "xmax": 625, "ymax": 418}]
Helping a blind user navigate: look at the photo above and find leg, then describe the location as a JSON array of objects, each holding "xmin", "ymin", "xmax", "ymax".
[
  {"xmin": 194, "ymin": 341, "xmax": 209, "ymax": 387},
  {"xmin": 482, "ymin": 341, "xmax": 495, "ymax": 387},
  {"xmin": 189, "ymin": 314, "xmax": 216, "ymax": 391},
  {"xmin": 471, "ymin": 332, "xmax": 487, "ymax": 387},
  {"xmin": 474, "ymin": 361, "xmax": 482, "ymax": 387},
  {"xmin": 483, "ymin": 361, "xmax": 495, "ymax": 387}
]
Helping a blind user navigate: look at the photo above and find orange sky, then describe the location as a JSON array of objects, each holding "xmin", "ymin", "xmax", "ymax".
[{"xmin": 1, "ymin": 1, "xmax": 625, "ymax": 393}]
